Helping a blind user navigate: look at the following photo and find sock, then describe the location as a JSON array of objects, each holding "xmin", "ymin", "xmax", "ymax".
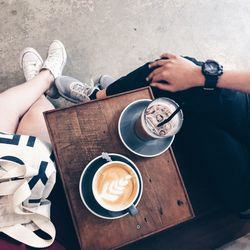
[{"xmin": 89, "ymin": 89, "xmax": 99, "ymax": 100}]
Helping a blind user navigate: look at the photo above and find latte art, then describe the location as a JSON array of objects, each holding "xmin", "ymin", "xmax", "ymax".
[
  {"xmin": 93, "ymin": 162, "xmax": 139, "ymax": 211},
  {"xmin": 100, "ymin": 175, "xmax": 132, "ymax": 202}
]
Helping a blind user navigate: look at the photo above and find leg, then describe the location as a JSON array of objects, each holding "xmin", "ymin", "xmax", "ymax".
[
  {"xmin": 0, "ymin": 40, "xmax": 67, "ymax": 134},
  {"xmin": 57, "ymin": 56, "xmax": 224, "ymax": 116},
  {"xmin": 16, "ymin": 95, "xmax": 54, "ymax": 143},
  {"xmin": 218, "ymin": 89, "xmax": 250, "ymax": 147},
  {"xmin": 96, "ymin": 62, "xmax": 154, "ymax": 98},
  {"xmin": 96, "ymin": 62, "xmax": 177, "ymax": 99},
  {"xmin": 105, "ymin": 56, "xmax": 203, "ymax": 96},
  {"xmin": 201, "ymin": 129, "xmax": 250, "ymax": 212},
  {"xmin": 105, "ymin": 62, "xmax": 153, "ymax": 96},
  {"xmin": 0, "ymin": 70, "xmax": 53, "ymax": 133},
  {"xmin": 175, "ymin": 116, "xmax": 250, "ymax": 212},
  {"xmin": 101, "ymin": 58, "xmax": 224, "ymax": 116}
]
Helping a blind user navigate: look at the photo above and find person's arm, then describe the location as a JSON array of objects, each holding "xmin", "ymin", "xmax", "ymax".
[{"xmin": 147, "ymin": 53, "xmax": 250, "ymax": 93}]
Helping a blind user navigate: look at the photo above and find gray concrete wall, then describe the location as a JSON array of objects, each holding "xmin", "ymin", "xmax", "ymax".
[{"xmin": 1, "ymin": 0, "xmax": 250, "ymax": 93}]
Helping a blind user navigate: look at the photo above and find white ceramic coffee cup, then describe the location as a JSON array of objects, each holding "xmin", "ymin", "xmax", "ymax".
[{"xmin": 92, "ymin": 161, "xmax": 140, "ymax": 214}]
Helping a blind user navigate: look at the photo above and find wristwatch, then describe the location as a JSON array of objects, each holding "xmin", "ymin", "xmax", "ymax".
[{"xmin": 201, "ymin": 60, "xmax": 223, "ymax": 90}]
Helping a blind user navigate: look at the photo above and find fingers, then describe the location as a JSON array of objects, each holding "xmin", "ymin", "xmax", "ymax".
[
  {"xmin": 160, "ymin": 52, "xmax": 177, "ymax": 59},
  {"xmin": 150, "ymin": 82, "xmax": 173, "ymax": 92},
  {"xmin": 147, "ymin": 66, "xmax": 165, "ymax": 81},
  {"xmin": 151, "ymin": 72, "xmax": 169, "ymax": 83},
  {"xmin": 149, "ymin": 59, "xmax": 169, "ymax": 69},
  {"xmin": 148, "ymin": 66, "xmax": 171, "ymax": 83}
]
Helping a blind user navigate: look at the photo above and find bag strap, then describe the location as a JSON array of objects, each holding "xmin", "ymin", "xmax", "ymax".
[
  {"xmin": 1, "ymin": 201, "xmax": 55, "ymax": 248},
  {"xmin": 0, "ymin": 179, "xmax": 32, "ymax": 215},
  {"xmin": 1, "ymin": 219, "xmax": 55, "ymax": 248},
  {"xmin": 0, "ymin": 159, "xmax": 56, "ymax": 247},
  {"xmin": 0, "ymin": 159, "xmax": 37, "ymax": 215},
  {"xmin": 0, "ymin": 159, "xmax": 38, "ymax": 179},
  {"xmin": 0, "ymin": 179, "xmax": 26, "ymax": 196}
]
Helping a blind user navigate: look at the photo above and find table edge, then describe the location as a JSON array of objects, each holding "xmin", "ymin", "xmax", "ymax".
[{"xmin": 44, "ymin": 87, "xmax": 154, "ymax": 116}]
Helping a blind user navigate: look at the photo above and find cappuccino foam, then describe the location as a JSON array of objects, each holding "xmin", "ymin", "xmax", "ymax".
[{"xmin": 93, "ymin": 163, "xmax": 138, "ymax": 211}]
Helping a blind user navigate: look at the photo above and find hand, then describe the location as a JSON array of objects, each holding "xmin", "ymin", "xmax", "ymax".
[{"xmin": 147, "ymin": 53, "xmax": 205, "ymax": 92}]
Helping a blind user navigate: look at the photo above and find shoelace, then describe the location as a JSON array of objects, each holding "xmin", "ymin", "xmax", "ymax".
[
  {"xmin": 23, "ymin": 60, "xmax": 40, "ymax": 80},
  {"xmin": 70, "ymin": 82, "xmax": 92, "ymax": 101},
  {"xmin": 46, "ymin": 48, "xmax": 62, "ymax": 66}
]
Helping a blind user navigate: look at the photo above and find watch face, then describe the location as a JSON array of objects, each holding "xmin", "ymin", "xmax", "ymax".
[
  {"xmin": 202, "ymin": 60, "xmax": 223, "ymax": 90},
  {"xmin": 204, "ymin": 61, "xmax": 219, "ymax": 75}
]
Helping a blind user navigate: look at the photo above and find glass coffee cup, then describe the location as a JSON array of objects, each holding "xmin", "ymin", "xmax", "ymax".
[{"xmin": 134, "ymin": 97, "xmax": 184, "ymax": 140}]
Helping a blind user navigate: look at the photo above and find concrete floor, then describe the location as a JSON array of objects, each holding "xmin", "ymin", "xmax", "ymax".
[
  {"xmin": 1, "ymin": 0, "xmax": 250, "ymax": 248},
  {"xmin": 1, "ymin": 0, "xmax": 250, "ymax": 93}
]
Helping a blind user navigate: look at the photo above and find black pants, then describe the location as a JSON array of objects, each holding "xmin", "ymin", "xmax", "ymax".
[{"xmin": 106, "ymin": 57, "xmax": 250, "ymax": 212}]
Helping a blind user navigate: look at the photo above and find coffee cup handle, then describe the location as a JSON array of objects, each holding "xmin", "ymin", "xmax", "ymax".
[
  {"xmin": 128, "ymin": 204, "xmax": 138, "ymax": 216},
  {"xmin": 101, "ymin": 152, "xmax": 112, "ymax": 162}
]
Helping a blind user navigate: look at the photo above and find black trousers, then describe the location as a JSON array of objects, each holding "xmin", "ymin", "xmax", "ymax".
[{"xmin": 106, "ymin": 57, "xmax": 250, "ymax": 212}]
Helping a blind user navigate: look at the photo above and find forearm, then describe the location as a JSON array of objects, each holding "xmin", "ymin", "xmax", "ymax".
[
  {"xmin": 218, "ymin": 70, "xmax": 250, "ymax": 93},
  {"xmin": 195, "ymin": 68, "xmax": 250, "ymax": 93},
  {"xmin": 148, "ymin": 54, "xmax": 250, "ymax": 94}
]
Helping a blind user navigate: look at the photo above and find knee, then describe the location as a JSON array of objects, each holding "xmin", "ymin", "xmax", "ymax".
[
  {"xmin": 27, "ymin": 98, "xmax": 54, "ymax": 118},
  {"xmin": 30, "ymin": 105, "xmax": 50, "ymax": 119},
  {"xmin": 0, "ymin": 96, "xmax": 20, "ymax": 119}
]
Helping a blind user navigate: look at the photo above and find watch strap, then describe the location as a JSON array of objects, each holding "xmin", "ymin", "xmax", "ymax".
[
  {"xmin": 204, "ymin": 75, "xmax": 219, "ymax": 90},
  {"xmin": 202, "ymin": 60, "xmax": 223, "ymax": 91}
]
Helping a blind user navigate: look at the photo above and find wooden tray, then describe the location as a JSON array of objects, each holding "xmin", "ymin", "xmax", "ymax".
[{"xmin": 44, "ymin": 87, "xmax": 194, "ymax": 250}]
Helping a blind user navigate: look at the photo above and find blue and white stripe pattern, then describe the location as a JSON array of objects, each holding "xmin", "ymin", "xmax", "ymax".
[{"xmin": 0, "ymin": 132, "xmax": 56, "ymax": 207}]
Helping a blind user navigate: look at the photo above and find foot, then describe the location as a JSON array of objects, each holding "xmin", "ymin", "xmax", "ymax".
[
  {"xmin": 20, "ymin": 48, "xmax": 43, "ymax": 81},
  {"xmin": 55, "ymin": 76, "xmax": 100, "ymax": 103},
  {"xmin": 95, "ymin": 75, "xmax": 116, "ymax": 90},
  {"xmin": 42, "ymin": 40, "xmax": 67, "ymax": 98},
  {"xmin": 42, "ymin": 40, "xmax": 67, "ymax": 79}
]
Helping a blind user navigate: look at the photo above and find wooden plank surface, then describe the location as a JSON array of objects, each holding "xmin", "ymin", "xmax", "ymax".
[{"xmin": 44, "ymin": 87, "xmax": 194, "ymax": 250}]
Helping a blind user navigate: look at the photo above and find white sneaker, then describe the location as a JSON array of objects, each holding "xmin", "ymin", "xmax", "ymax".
[
  {"xmin": 55, "ymin": 76, "xmax": 99, "ymax": 103},
  {"xmin": 20, "ymin": 48, "xmax": 43, "ymax": 81},
  {"xmin": 95, "ymin": 75, "xmax": 116, "ymax": 90},
  {"xmin": 41, "ymin": 40, "xmax": 67, "ymax": 79},
  {"xmin": 42, "ymin": 40, "xmax": 67, "ymax": 98}
]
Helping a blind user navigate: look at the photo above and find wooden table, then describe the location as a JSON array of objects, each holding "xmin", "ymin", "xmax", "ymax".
[{"xmin": 44, "ymin": 87, "xmax": 194, "ymax": 250}]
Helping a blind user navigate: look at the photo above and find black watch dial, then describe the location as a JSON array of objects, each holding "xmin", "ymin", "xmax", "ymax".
[{"xmin": 203, "ymin": 60, "xmax": 223, "ymax": 76}]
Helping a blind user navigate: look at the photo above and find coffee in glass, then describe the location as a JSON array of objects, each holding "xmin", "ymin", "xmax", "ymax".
[{"xmin": 135, "ymin": 97, "xmax": 183, "ymax": 140}]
